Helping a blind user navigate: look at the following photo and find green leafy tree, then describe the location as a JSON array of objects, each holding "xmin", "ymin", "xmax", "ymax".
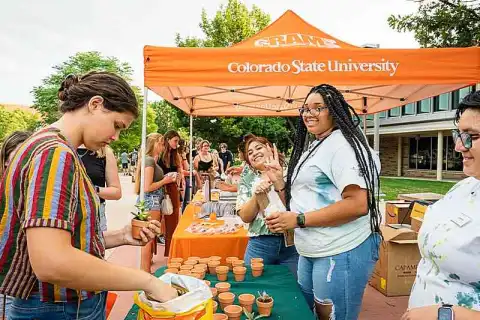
[
  {"xmin": 174, "ymin": 0, "xmax": 294, "ymax": 153},
  {"xmin": 0, "ymin": 107, "xmax": 40, "ymax": 141},
  {"xmin": 388, "ymin": 0, "xmax": 480, "ymax": 47}
]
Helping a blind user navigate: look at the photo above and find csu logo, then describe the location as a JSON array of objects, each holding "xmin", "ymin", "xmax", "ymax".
[{"xmin": 253, "ymin": 34, "xmax": 341, "ymax": 48}]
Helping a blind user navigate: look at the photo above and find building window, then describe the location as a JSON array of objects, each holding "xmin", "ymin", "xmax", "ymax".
[
  {"xmin": 402, "ymin": 103, "xmax": 415, "ymax": 115},
  {"xmin": 435, "ymin": 93, "xmax": 450, "ymax": 111},
  {"xmin": 409, "ymin": 135, "xmax": 463, "ymax": 171},
  {"xmin": 388, "ymin": 107, "xmax": 401, "ymax": 117},
  {"xmin": 366, "ymin": 114, "xmax": 374, "ymax": 120},
  {"xmin": 417, "ymin": 98, "xmax": 432, "ymax": 114},
  {"xmin": 379, "ymin": 111, "xmax": 387, "ymax": 119},
  {"xmin": 452, "ymin": 87, "xmax": 473, "ymax": 109}
]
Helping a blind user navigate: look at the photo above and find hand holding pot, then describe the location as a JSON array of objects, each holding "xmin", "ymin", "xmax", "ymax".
[
  {"xmin": 123, "ymin": 220, "xmax": 162, "ymax": 246},
  {"xmin": 145, "ymin": 278, "xmax": 179, "ymax": 303},
  {"xmin": 265, "ymin": 211, "xmax": 298, "ymax": 233}
]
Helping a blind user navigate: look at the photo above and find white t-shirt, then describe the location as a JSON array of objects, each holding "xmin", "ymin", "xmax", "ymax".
[
  {"xmin": 290, "ymin": 130, "xmax": 381, "ymax": 258},
  {"xmin": 409, "ymin": 177, "xmax": 480, "ymax": 311}
]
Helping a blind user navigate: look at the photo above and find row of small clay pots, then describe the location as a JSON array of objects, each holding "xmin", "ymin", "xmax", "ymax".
[{"xmin": 166, "ymin": 259, "xmax": 265, "ymax": 280}]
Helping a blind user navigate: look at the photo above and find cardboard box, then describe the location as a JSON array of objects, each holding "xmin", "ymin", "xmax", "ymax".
[
  {"xmin": 410, "ymin": 202, "xmax": 429, "ymax": 220},
  {"xmin": 385, "ymin": 201, "xmax": 412, "ymax": 225},
  {"xmin": 410, "ymin": 216, "xmax": 423, "ymax": 233},
  {"xmin": 370, "ymin": 225, "xmax": 421, "ymax": 296}
]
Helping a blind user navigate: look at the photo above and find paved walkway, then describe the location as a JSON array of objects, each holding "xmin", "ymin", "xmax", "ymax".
[{"xmin": 105, "ymin": 175, "xmax": 408, "ymax": 319}]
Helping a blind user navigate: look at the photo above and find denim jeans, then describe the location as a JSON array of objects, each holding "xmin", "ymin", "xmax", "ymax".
[
  {"xmin": 244, "ymin": 235, "xmax": 299, "ymax": 277},
  {"xmin": 297, "ymin": 233, "xmax": 380, "ymax": 320},
  {"xmin": 1, "ymin": 294, "xmax": 12, "ymax": 319},
  {"xmin": 181, "ymin": 177, "xmax": 195, "ymax": 213},
  {"xmin": 9, "ymin": 291, "xmax": 106, "ymax": 320}
]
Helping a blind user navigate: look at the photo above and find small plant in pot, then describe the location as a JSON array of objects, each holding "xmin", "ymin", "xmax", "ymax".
[
  {"xmin": 130, "ymin": 201, "xmax": 150, "ymax": 240},
  {"xmin": 256, "ymin": 291, "xmax": 274, "ymax": 317},
  {"xmin": 243, "ymin": 307, "xmax": 267, "ymax": 320}
]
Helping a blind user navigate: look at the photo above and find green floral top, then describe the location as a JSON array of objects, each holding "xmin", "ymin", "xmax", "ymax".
[{"xmin": 236, "ymin": 165, "xmax": 275, "ymax": 237}]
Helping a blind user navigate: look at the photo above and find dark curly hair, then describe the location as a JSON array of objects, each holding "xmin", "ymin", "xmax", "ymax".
[{"xmin": 454, "ymin": 89, "xmax": 480, "ymax": 125}]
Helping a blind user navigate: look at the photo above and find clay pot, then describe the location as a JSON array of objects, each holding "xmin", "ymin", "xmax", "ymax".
[
  {"xmin": 233, "ymin": 266, "xmax": 246, "ymax": 282},
  {"xmin": 199, "ymin": 258, "xmax": 210, "ymax": 264},
  {"xmin": 170, "ymin": 257, "xmax": 183, "ymax": 264},
  {"xmin": 256, "ymin": 296, "xmax": 274, "ymax": 316},
  {"xmin": 224, "ymin": 305, "xmax": 243, "ymax": 320},
  {"xmin": 180, "ymin": 265, "xmax": 194, "ymax": 271},
  {"xmin": 215, "ymin": 282, "xmax": 231, "ymax": 293},
  {"xmin": 167, "ymin": 262, "xmax": 181, "ymax": 269},
  {"xmin": 231, "ymin": 260, "xmax": 244, "ymax": 268},
  {"xmin": 238, "ymin": 293, "xmax": 255, "ymax": 313},
  {"xmin": 194, "ymin": 264, "xmax": 208, "ymax": 272},
  {"xmin": 209, "ymin": 256, "xmax": 222, "ymax": 263},
  {"xmin": 189, "ymin": 256, "xmax": 201, "ymax": 261},
  {"xmin": 213, "ymin": 314, "xmax": 227, "ymax": 320},
  {"xmin": 184, "ymin": 260, "xmax": 198, "ymax": 266},
  {"xmin": 216, "ymin": 266, "xmax": 229, "ymax": 281},
  {"xmin": 191, "ymin": 271, "xmax": 203, "ymax": 279},
  {"xmin": 204, "ymin": 280, "xmax": 211, "ymax": 287},
  {"xmin": 212, "ymin": 300, "xmax": 218, "ymax": 313},
  {"xmin": 226, "ymin": 257, "xmax": 238, "ymax": 270},
  {"xmin": 178, "ymin": 270, "xmax": 192, "ymax": 276},
  {"xmin": 131, "ymin": 219, "xmax": 149, "ymax": 240},
  {"xmin": 210, "ymin": 287, "xmax": 218, "ymax": 299},
  {"xmin": 218, "ymin": 292, "xmax": 235, "ymax": 311},
  {"xmin": 164, "ymin": 268, "xmax": 178, "ymax": 274},
  {"xmin": 250, "ymin": 258, "xmax": 264, "ymax": 265},
  {"xmin": 251, "ymin": 263, "xmax": 264, "ymax": 277},
  {"xmin": 208, "ymin": 260, "xmax": 221, "ymax": 274}
]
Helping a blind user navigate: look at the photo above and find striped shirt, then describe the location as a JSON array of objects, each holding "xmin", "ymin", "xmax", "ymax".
[{"xmin": 0, "ymin": 127, "xmax": 105, "ymax": 302}]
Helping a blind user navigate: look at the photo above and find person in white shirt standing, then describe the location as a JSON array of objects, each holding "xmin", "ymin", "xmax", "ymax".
[
  {"xmin": 402, "ymin": 90, "xmax": 480, "ymax": 320},
  {"xmin": 264, "ymin": 84, "xmax": 381, "ymax": 320}
]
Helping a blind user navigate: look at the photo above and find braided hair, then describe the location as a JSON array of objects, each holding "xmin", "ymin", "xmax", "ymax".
[{"xmin": 285, "ymin": 84, "xmax": 381, "ymax": 233}]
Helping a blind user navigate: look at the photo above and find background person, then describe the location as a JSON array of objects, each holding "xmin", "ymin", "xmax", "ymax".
[
  {"xmin": 120, "ymin": 150, "xmax": 129, "ymax": 175},
  {"xmin": 219, "ymin": 143, "xmax": 234, "ymax": 172}
]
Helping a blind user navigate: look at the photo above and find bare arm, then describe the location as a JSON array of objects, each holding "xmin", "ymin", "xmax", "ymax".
[
  {"xmin": 144, "ymin": 166, "xmax": 174, "ymax": 192},
  {"xmin": 237, "ymin": 195, "xmax": 261, "ymax": 223},
  {"xmin": 98, "ymin": 147, "xmax": 122, "ymax": 200},
  {"xmin": 194, "ymin": 156, "xmax": 200, "ymax": 171}
]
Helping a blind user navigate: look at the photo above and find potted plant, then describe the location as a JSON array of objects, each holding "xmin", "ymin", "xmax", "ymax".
[
  {"xmin": 130, "ymin": 201, "xmax": 150, "ymax": 240},
  {"xmin": 256, "ymin": 291, "xmax": 274, "ymax": 317}
]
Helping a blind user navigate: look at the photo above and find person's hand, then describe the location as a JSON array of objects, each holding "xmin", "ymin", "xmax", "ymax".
[
  {"xmin": 145, "ymin": 278, "xmax": 179, "ymax": 303},
  {"xmin": 265, "ymin": 211, "xmax": 298, "ymax": 233},
  {"xmin": 122, "ymin": 220, "xmax": 162, "ymax": 246},
  {"xmin": 264, "ymin": 144, "xmax": 284, "ymax": 188},
  {"xmin": 163, "ymin": 175, "xmax": 176, "ymax": 184},
  {"xmin": 254, "ymin": 179, "xmax": 272, "ymax": 195},
  {"xmin": 401, "ymin": 305, "xmax": 439, "ymax": 320}
]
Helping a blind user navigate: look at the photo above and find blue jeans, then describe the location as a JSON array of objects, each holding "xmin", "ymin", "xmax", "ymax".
[
  {"xmin": 297, "ymin": 233, "xmax": 380, "ymax": 320},
  {"xmin": 1, "ymin": 295, "xmax": 12, "ymax": 319},
  {"xmin": 244, "ymin": 235, "xmax": 299, "ymax": 277},
  {"xmin": 181, "ymin": 177, "xmax": 195, "ymax": 213},
  {"xmin": 9, "ymin": 291, "xmax": 106, "ymax": 320}
]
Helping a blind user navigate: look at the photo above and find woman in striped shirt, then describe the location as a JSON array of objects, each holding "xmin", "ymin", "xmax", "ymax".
[{"xmin": 0, "ymin": 72, "xmax": 177, "ymax": 320}]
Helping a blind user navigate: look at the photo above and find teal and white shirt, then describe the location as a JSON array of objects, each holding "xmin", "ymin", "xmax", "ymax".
[
  {"xmin": 409, "ymin": 177, "xmax": 480, "ymax": 311},
  {"xmin": 290, "ymin": 130, "xmax": 381, "ymax": 258}
]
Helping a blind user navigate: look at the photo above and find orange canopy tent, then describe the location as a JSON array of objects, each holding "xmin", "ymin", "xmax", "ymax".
[{"xmin": 143, "ymin": 10, "xmax": 479, "ymax": 117}]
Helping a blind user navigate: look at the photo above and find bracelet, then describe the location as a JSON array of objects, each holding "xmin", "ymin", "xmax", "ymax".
[{"xmin": 274, "ymin": 186, "xmax": 286, "ymax": 193}]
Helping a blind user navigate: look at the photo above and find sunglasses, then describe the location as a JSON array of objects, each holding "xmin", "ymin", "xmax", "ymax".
[
  {"xmin": 298, "ymin": 105, "xmax": 328, "ymax": 117},
  {"xmin": 452, "ymin": 129, "xmax": 479, "ymax": 150}
]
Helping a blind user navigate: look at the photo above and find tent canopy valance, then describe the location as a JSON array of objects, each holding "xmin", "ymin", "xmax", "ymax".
[{"xmin": 143, "ymin": 10, "xmax": 479, "ymax": 116}]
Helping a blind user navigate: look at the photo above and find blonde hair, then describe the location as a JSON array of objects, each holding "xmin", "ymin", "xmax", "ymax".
[{"xmin": 135, "ymin": 133, "xmax": 163, "ymax": 194}]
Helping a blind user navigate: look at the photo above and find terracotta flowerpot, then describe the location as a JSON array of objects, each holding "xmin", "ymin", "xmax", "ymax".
[
  {"xmin": 178, "ymin": 270, "xmax": 192, "ymax": 276},
  {"xmin": 209, "ymin": 256, "xmax": 222, "ymax": 263},
  {"xmin": 216, "ymin": 266, "xmax": 229, "ymax": 281},
  {"xmin": 199, "ymin": 257, "xmax": 210, "ymax": 264},
  {"xmin": 218, "ymin": 292, "xmax": 235, "ymax": 311},
  {"xmin": 189, "ymin": 256, "xmax": 201, "ymax": 261},
  {"xmin": 210, "ymin": 287, "xmax": 218, "ymax": 299},
  {"xmin": 164, "ymin": 268, "xmax": 178, "ymax": 274},
  {"xmin": 226, "ymin": 257, "xmax": 238, "ymax": 270},
  {"xmin": 194, "ymin": 264, "xmax": 208, "ymax": 272},
  {"xmin": 213, "ymin": 314, "xmax": 227, "ymax": 320},
  {"xmin": 238, "ymin": 293, "xmax": 255, "ymax": 313},
  {"xmin": 208, "ymin": 260, "xmax": 221, "ymax": 275},
  {"xmin": 170, "ymin": 257, "xmax": 183, "ymax": 264},
  {"xmin": 191, "ymin": 271, "xmax": 203, "ymax": 279},
  {"xmin": 184, "ymin": 260, "xmax": 198, "ymax": 266},
  {"xmin": 131, "ymin": 219, "xmax": 149, "ymax": 240},
  {"xmin": 167, "ymin": 262, "xmax": 181, "ymax": 269},
  {"xmin": 250, "ymin": 257, "xmax": 264, "ymax": 265},
  {"xmin": 212, "ymin": 300, "xmax": 218, "ymax": 313},
  {"xmin": 231, "ymin": 260, "xmax": 244, "ymax": 268},
  {"xmin": 215, "ymin": 282, "xmax": 231, "ymax": 293},
  {"xmin": 180, "ymin": 265, "xmax": 194, "ymax": 271},
  {"xmin": 256, "ymin": 297, "xmax": 274, "ymax": 316},
  {"xmin": 204, "ymin": 280, "xmax": 211, "ymax": 287},
  {"xmin": 251, "ymin": 263, "xmax": 264, "ymax": 277},
  {"xmin": 224, "ymin": 305, "xmax": 243, "ymax": 320},
  {"xmin": 233, "ymin": 266, "xmax": 246, "ymax": 282}
]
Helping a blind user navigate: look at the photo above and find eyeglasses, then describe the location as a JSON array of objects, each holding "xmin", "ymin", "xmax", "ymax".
[
  {"xmin": 298, "ymin": 105, "xmax": 328, "ymax": 117},
  {"xmin": 452, "ymin": 129, "xmax": 479, "ymax": 150}
]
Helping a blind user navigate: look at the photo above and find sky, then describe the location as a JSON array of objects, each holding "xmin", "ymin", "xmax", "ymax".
[{"xmin": 0, "ymin": 0, "xmax": 420, "ymax": 105}]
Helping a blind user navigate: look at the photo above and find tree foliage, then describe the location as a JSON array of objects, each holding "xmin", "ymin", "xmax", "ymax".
[
  {"xmin": 388, "ymin": 0, "xmax": 480, "ymax": 47},
  {"xmin": 0, "ymin": 107, "xmax": 40, "ymax": 141}
]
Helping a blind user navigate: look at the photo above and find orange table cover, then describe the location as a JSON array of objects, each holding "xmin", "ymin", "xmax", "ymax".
[{"xmin": 168, "ymin": 196, "xmax": 248, "ymax": 262}]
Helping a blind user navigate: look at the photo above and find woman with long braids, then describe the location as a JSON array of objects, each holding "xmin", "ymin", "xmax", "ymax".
[{"xmin": 265, "ymin": 84, "xmax": 381, "ymax": 320}]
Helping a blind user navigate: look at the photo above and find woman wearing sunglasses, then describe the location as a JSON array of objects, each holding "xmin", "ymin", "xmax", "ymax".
[{"xmin": 402, "ymin": 90, "xmax": 480, "ymax": 320}]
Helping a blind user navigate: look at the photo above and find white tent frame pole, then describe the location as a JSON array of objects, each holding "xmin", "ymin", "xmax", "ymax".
[
  {"xmin": 189, "ymin": 115, "xmax": 193, "ymax": 201},
  {"xmin": 140, "ymin": 87, "xmax": 148, "ymax": 201}
]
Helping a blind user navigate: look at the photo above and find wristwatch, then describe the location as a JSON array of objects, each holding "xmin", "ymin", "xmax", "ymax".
[
  {"xmin": 296, "ymin": 213, "xmax": 306, "ymax": 228},
  {"xmin": 438, "ymin": 304, "xmax": 454, "ymax": 320}
]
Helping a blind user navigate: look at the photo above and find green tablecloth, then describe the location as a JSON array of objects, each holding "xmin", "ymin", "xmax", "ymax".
[{"xmin": 124, "ymin": 265, "xmax": 315, "ymax": 320}]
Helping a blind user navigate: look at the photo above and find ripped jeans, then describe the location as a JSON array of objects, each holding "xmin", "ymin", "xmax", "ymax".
[{"xmin": 297, "ymin": 233, "xmax": 380, "ymax": 320}]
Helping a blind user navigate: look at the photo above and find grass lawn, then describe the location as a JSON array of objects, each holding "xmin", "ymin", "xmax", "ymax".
[{"xmin": 380, "ymin": 177, "xmax": 456, "ymax": 201}]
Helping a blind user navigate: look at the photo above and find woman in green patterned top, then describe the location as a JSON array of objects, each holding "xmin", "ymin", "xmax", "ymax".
[{"xmin": 236, "ymin": 135, "xmax": 298, "ymax": 275}]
